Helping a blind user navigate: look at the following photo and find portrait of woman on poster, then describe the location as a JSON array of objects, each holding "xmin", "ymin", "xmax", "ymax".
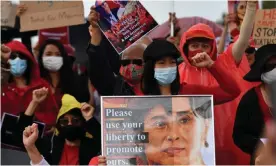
[{"xmin": 125, "ymin": 97, "xmax": 215, "ymax": 165}]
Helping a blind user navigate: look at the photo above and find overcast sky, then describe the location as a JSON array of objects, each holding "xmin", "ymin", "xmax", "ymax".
[{"xmin": 83, "ymin": 0, "xmax": 228, "ymax": 24}]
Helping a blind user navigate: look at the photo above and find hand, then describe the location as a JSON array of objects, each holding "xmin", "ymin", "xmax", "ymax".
[
  {"xmin": 224, "ymin": 13, "xmax": 237, "ymax": 25},
  {"xmin": 23, "ymin": 123, "xmax": 39, "ymax": 149},
  {"xmin": 98, "ymin": 156, "xmax": 107, "ymax": 165},
  {"xmin": 190, "ymin": 52, "xmax": 214, "ymax": 68},
  {"xmin": 88, "ymin": 6, "xmax": 100, "ymax": 28},
  {"xmin": 32, "ymin": 87, "xmax": 48, "ymax": 104},
  {"xmin": 1, "ymin": 44, "xmax": 11, "ymax": 63},
  {"xmin": 16, "ymin": 4, "xmax": 28, "ymax": 16},
  {"xmin": 80, "ymin": 103, "xmax": 94, "ymax": 121},
  {"xmin": 247, "ymin": 0, "xmax": 258, "ymax": 8},
  {"xmin": 255, "ymin": 121, "xmax": 276, "ymax": 165}
]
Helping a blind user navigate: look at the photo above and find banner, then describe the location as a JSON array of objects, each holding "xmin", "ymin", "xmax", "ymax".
[
  {"xmin": 253, "ymin": 9, "xmax": 276, "ymax": 48},
  {"xmin": 20, "ymin": 1, "xmax": 85, "ymax": 32},
  {"xmin": 38, "ymin": 26, "xmax": 70, "ymax": 45},
  {"xmin": 95, "ymin": 0, "xmax": 158, "ymax": 54},
  {"xmin": 101, "ymin": 96, "xmax": 216, "ymax": 165},
  {"xmin": 1, "ymin": 1, "xmax": 17, "ymax": 28}
]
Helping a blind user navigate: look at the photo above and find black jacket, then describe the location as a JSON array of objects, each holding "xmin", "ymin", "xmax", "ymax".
[
  {"xmin": 87, "ymin": 38, "xmax": 135, "ymax": 96},
  {"xmin": 233, "ymin": 87, "xmax": 265, "ymax": 164},
  {"xmin": 16, "ymin": 113, "xmax": 101, "ymax": 165}
]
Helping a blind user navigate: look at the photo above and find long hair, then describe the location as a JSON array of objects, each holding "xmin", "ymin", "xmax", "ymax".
[
  {"xmin": 38, "ymin": 39, "xmax": 74, "ymax": 94},
  {"xmin": 141, "ymin": 58, "xmax": 180, "ymax": 95}
]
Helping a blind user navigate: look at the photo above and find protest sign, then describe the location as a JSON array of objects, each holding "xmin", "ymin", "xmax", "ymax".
[
  {"xmin": 228, "ymin": 0, "xmax": 259, "ymax": 37},
  {"xmin": 1, "ymin": 1, "xmax": 17, "ymax": 28},
  {"xmin": 1, "ymin": 113, "xmax": 45, "ymax": 150},
  {"xmin": 38, "ymin": 26, "xmax": 70, "ymax": 45},
  {"xmin": 20, "ymin": 1, "xmax": 85, "ymax": 32},
  {"xmin": 95, "ymin": 0, "xmax": 158, "ymax": 54},
  {"xmin": 101, "ymin": 96, "xmax": 216, "ymax": 165},
  {"xmin": 253, "ymin": 9, "xmax": 276, "ymax": 48}
]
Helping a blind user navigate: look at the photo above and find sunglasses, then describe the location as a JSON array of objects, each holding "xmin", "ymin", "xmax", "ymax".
[
  {"xmin": 10, "ymin": 52, "xmax": 26, "ymax": 60},
  {"xmin": 59, "ymin": 117, "xmax": 82, "ymax": 126},
  {"xmin": 263, "ymin": 63, "xmax": 276, "ymax": 73},
  {"xmin": 121, "ymin": 59, "xmax": 143, "ymax": 66}
]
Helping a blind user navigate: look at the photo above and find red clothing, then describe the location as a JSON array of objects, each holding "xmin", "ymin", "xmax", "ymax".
[
  {"xmin": 89, "ymin": 156, "xmax": 99, "ymax": 165},
  {"xmin": 59, "ymin": 143, "xmax": 79, "ymax": 165},
  {"xmin": 178, "ymin": 23, "xmax": 259, "ymax": 165},
  {"xmin": 1, "ymin": 41, "xmax": 59, "ymax": 129},
  {"xmin": 255, "ymin": 86, "xmax": 273, "ymax": 123}
]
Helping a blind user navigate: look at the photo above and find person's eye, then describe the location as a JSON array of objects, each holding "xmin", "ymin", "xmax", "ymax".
[
  {"xmin": 192, "ymin": 44, "xmax": 199, "ymax": 48},
  {"xmin": 157, "ymin": 61, "xmax": 165, "ymax": 64},
  {"xmin": 171, "ymin": 60, "xmax": 177, "ymax": 64},
  {"xmin": 178, "ymin": 116, "xmax": 191, "ymax": 124},
  {"xmin": 154, "ymin": 120, "xmax": 167, "ymax": 128},
  {"xmin": 203, "ymin": 45, "xmax": 210, "ymax": 49}
]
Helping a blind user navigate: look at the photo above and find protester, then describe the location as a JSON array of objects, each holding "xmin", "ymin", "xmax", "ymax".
[
  {"xmin": 1, "ymin": 41, "xmax": 58, "ymax": 131},
  {"xmin": 87, "ymin": 8, "xmax": 152, "ymax": 96},
  {"xmin": 22, "ymin": 93, "xmax": 101, "ymax": 165},
  {"xmin": 141, "ymin": 39, "xmax": 240, "ymax": 104},
  {"xmin": 38, "ymin": 39, "xmax": 91, "ymax": 107},
  {"xmin": 177, "ymin": 1, "xmax": 258, "ymax": 164},
  {"xmin": 233, "ymin": 44, "xmax": 276, "ymax": 165},
  {"xmin": 216, "ymin": 14, "xmax": 233, "ymax": 54}
]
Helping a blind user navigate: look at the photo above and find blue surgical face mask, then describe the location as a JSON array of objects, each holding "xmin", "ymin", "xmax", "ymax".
[
  {"xmin": 154, "ymin": 66, "xmax": 177, "ymax": 86},
  {"xmin": 9, "ymin": 57, "xmax": 27, "ymax": 77}
]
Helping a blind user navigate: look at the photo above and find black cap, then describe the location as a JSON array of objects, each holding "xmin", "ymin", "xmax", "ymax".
[
  {"xmin": 244, "ymin": 44, "xmax": 276, "ymax": 82},
  {"xmin": 143, "ymin": 39, "xmax": 180, "ymax": 62}
]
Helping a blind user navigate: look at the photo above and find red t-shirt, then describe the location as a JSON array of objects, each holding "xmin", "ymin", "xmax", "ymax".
[
  {"xmin": 59, "ymin": 143, "xmax": 80, "ymax": 165},
  {"xmin": 255, "ymin": 86, "xmax": 273, "ymax": 123}
]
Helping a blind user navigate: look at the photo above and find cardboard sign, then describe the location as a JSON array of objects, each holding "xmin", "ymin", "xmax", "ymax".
[
  {"xmin": 1, "ymin": 1, "xmax": 17, "ymax": 28},
  {"xmin": 253, "ymin": 9, "xmax": 276, "ymax": 48},
  {"xmin": 20, "ymin": 1, "xmax": 85, "ymax": 32},
  {"xmin": 101, "ymin": 96, "xmax": 216, "ymax": 165},
  {"xmin": 38, "ymin": 26, "xmax": 70, "ymax": 45},
  {"xmin": 95, "ymin": 0, "xmax": 158, "ymax": 54}
]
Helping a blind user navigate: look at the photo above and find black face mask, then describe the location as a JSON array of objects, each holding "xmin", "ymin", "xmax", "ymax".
[{"xmin": 59, "ymin": 125, "xmax": 85, "ymax": 141}]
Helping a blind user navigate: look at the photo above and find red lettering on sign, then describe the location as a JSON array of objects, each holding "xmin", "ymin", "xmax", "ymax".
[{"xmin": 263, "ymin": 9, "xmax": 276, "ymax": 20}]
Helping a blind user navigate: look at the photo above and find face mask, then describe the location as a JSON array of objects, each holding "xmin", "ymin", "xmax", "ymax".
[
  {"xmin": 59, "ymin": 125, "xmax": 85, "ymax": 142},
  {"xmin": 119, "ymin": 64, "xmax": 143, "ymax": 84},
  {"xmin": 261, "ymin": 68, "xmax": 276, "ymax": 84},
  {"xmin": 42, "ymin": 56, "xmax": 63, "ymax": 72},
  {"xmin": 9, "ymin": 57, "xmax": 27, "ymax": 77},
  {"xmin": 154, "ymin": 66, "xmax": 177, "ymax": 86}
]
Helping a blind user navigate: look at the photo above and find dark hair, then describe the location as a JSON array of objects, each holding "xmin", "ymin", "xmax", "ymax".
[
  {"xmin": 38, "ymin": 39, "xmax": 75, "ymax": 94},
  {"xmin": 141, "ymin": 58, "xmax": 180, "ymax": 95},
  {"xmin": 9, "ymin": 52, "xmax": 32, "ymax": 85}
]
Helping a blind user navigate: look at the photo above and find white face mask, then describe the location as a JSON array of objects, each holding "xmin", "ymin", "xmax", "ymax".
[
  {"xmin": 42, "ymin": 56, "xmax": 63, "ymax": 72},
  {"xmin": 261, "ymin": 68, "xmax": 276, "ymax": 84}
]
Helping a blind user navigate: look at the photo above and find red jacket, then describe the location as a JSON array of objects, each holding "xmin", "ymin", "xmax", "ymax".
[
  {"xmin": 178, "ymin": 23, "xmax": 258, "ymax": 164},
  {"xmin": 1, "ymin": 41, "xmax": 59, "ymax": 129}
]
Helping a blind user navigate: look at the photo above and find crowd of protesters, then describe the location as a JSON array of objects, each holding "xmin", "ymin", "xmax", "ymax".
[{"xmin": 1, "ymin": 0, "xmax": 276, "ymax": 165}]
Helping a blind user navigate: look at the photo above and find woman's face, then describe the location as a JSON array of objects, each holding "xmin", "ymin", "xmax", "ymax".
[
  {"xmin": 154, "ymin": 56, "xmax": 177, "ymax": 69},
  {"xmin": 144, "ymin": 97, "xmax": 208, "ymax": 165},
  {"xmin": 237, "ymin": 1, "xmax": 247, "ymax": 21},
  {"xmin": 43, "ymin": 44, "xmax": 61, "ymax": 57}
]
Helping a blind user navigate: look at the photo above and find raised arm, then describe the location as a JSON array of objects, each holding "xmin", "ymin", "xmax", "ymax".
[
  {"xmin": 232, "ymin": 1, "xmax": 257, "ymax": 64},
  {"xmin": 180, "ymin": 52, "xmax": 241, "ymax": 105},
  {"xmin": 87, "ymin": 7, "xmax": 119, "ymax": 95}
]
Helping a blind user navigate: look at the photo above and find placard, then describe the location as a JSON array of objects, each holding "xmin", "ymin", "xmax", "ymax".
[
  {"xmin": 38, "ymin": 26, "xmax": 70, "ymax": 45},
  {"xmin": 101, "ymin": 96, "xmax": 216, "ymax": 165},
  {"xmin": 1, "ymin": 113, "xmax": 45, "ymax": 150},
  {"xmin": 253, "ymin": 9, "xmax": 276, "ymax": 48},
  {"xmin": 1, "ymin": 1, "xmax": 17, "ymax": 28},
  {"xmin": 95, "ymin": 0, "xmax": 158, "ymax": 54},
  {"xmin": 19, "ymin": 1, "xmax": 85, "ymax": 32}
]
